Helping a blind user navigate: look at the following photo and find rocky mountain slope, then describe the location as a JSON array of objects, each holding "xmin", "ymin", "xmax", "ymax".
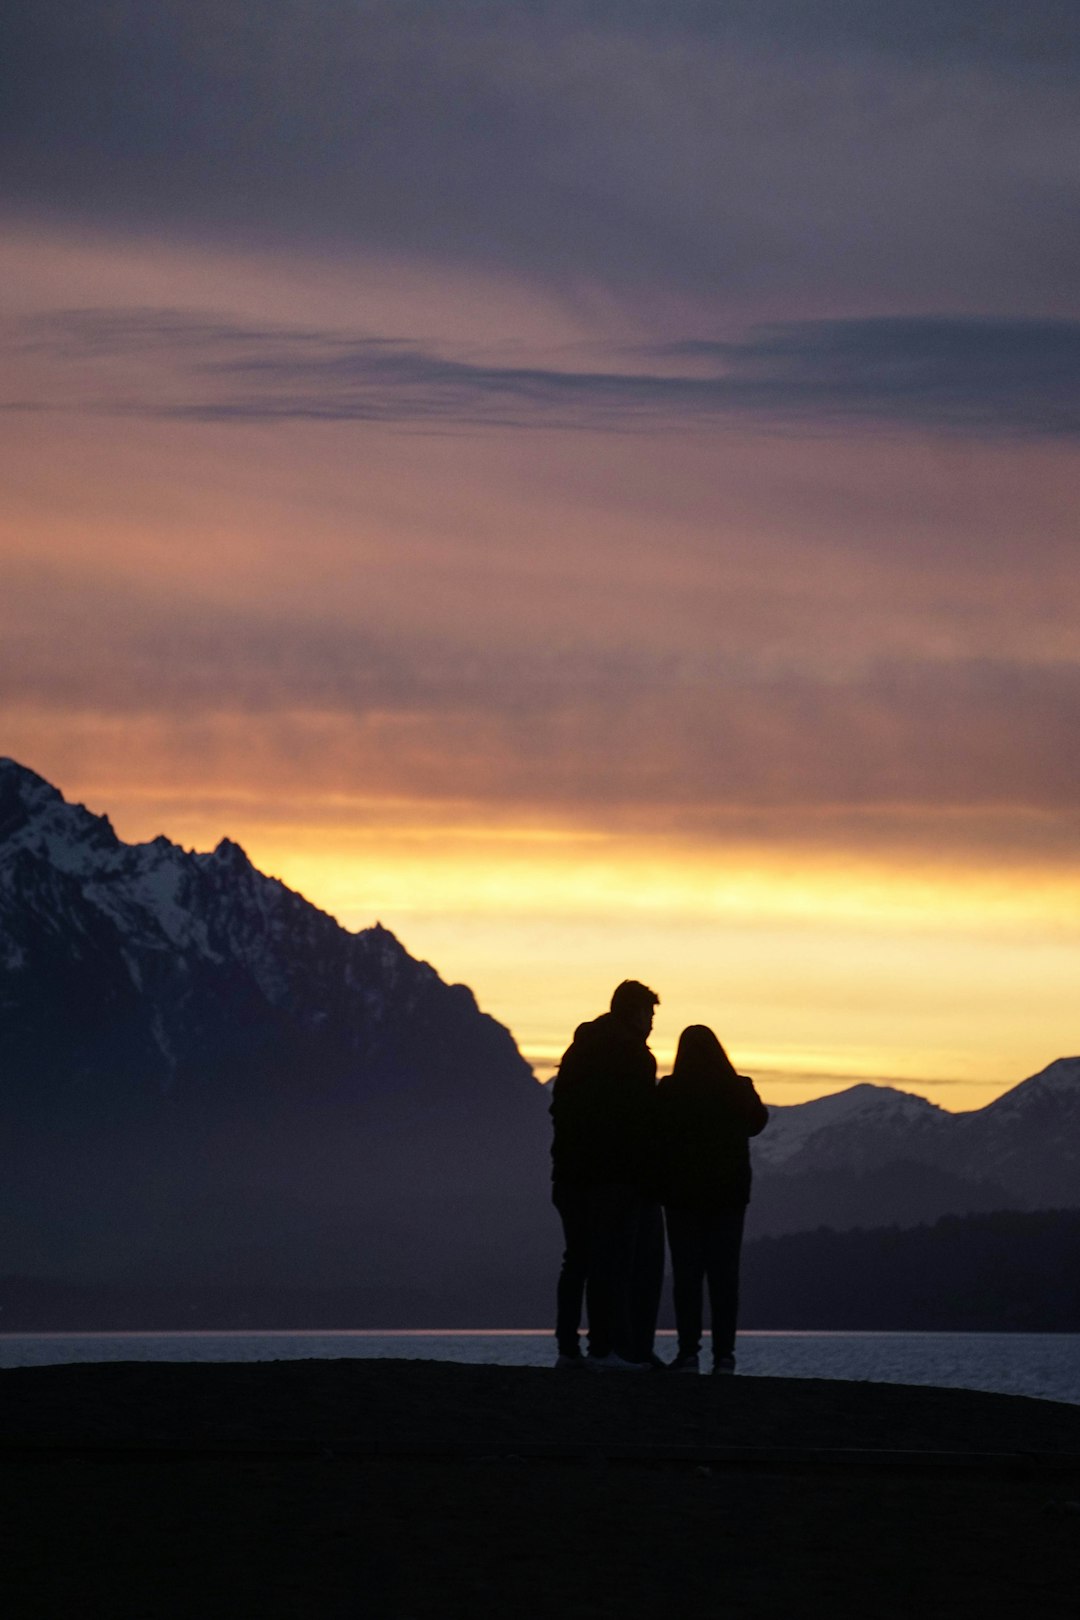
[
  {"xmin": 1, "ymin": 758, "xmax": 531, "ymax": 1116},
  {"xmin": 0, "ymin": 759, "xmax": 551, "ymax": 1306}
]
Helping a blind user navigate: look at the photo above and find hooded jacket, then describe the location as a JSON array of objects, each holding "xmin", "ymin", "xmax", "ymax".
[{"xmin": 549, "ymin": 1012, "xmax": 658, "ymax": 1190}]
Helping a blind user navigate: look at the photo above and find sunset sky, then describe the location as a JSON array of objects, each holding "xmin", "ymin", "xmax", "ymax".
[{"xmin": 3, "ymin": 2, "xmax": 1078, "ymax": 1106}]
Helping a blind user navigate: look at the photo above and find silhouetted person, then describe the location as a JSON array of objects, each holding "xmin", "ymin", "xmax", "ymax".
[
  {"xmin": 658, "ymin": 1025, "xmax": 768, "ymax": 1373},
  {"xmin": 550, "ymin": 980, "xmax": 663, "ymax": 1369}
]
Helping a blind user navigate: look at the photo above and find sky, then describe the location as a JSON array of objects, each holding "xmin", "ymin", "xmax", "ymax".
[{"xmin": 3, "ymin": 1, "xmax": 1079, "ymax": 1106}]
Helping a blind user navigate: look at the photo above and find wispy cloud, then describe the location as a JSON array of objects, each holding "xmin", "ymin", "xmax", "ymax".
[
  {"xmin": 12, "ymin": 309, "xmax": 1080, "ymax": 436},
  {"xmin": 5, "ymin": 556, "xmax": 1080, "ymax": 821}
]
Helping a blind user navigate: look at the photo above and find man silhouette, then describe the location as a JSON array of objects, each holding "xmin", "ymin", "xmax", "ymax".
[{"xmin": 549, "ymin": 980, "xmax": 663, "ymax": 1369}]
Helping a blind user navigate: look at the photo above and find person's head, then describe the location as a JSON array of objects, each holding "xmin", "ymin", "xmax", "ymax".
[
  {"xmin": 610, "ymin": 979, "xmax": 659, "ymax": 1037},
  {"xmin": 672, "ymin": 1024, "xmax": 735, "ymax": 1080}
]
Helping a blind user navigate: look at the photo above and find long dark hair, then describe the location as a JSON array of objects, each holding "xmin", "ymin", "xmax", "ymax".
[{"xmin": 671, "ymin": 1024, "xmax": 737, "ymax": 1083}]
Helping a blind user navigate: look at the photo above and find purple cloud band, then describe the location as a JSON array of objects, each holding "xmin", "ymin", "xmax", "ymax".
[{"xmin": 13, "ymin": 309, "xmax": 1080, "ymax": 437}]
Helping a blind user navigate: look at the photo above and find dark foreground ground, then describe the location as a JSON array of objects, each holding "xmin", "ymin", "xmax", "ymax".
[{"xmin": 3, "ymin": 1359, "xmax": 1079, "ymax": 1619}]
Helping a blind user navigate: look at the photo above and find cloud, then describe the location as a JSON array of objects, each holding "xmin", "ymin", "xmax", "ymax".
[
  {"xmin": 4, "ymin": 559, "xmax": 1080, "ymax": 826},
  {"xmin": 534, "ymin": 1, "xmax": 1080, "ymax": 65},
  {"xmin": 11, "ymin": 307, "xmax": 1080, "ymax": 437},
  {"xmin": 4, "ymin": 2, "xmax": 1078, "ymax": 310}
]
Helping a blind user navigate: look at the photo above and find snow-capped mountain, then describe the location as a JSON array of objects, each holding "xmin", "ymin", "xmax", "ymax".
[
  {"xmin": 748, "ymin": 1060, "xmax": 1080, "ymax": 1236},
  {"xmin": 754, "ymin": 1083, "xmax": 949, "ymax": 1171},
  {"xmin": 1, "ymin": 757, "xmax": 534, "ymax": 1112},
  {"xmin": 0, "ymin": 758, "xmax": 550, "ymax": 1304},
  {"xmin": 954, "ymin": 1057, "xmax": 1080, "ymax": 1203}
]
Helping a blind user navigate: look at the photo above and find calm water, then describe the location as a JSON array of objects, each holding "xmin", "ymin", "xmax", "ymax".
[{"xmin": 2, "ymin": 1331, "xmax": 1078, "ymax": 1405}]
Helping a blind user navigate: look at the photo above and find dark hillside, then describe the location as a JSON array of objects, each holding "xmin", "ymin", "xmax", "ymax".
[{"xmin": 742, "ymin": 1208, "xmax": 1080, "ymax": 1330}]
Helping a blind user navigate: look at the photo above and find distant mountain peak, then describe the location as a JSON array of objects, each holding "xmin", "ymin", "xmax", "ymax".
[
  {"xmin": 209, "ymin": 836, "xmax": 252, "ymax": 868},
  {"xmin": 750, "ymin": 1055, "xmax": 1080, "ymax": 1234},
  {"xmin": 0, "ymin": 761, "xmax": 535, "ymax": 1122},
  {"xmin": 0, "ymin": 758, "xmax": 119, "ymax": 869},
  {"xmin": 0, "ymin": 756, "xmax": 64, "ymax": 823},
  {"xmin": 1, "ymin": 755, "xmax": 57, "ymax": 789},
  {"xmin": 978, "ymin": 1056, "xmax": 1080, "ymax": 1123},
  {"xmin": 755, "ymin": 1080, "xmax": 944, "ymax": 1168},
  {"xmin": 1031, "ymin": 1056, "xmax": 1080, "ymax": 1087}
]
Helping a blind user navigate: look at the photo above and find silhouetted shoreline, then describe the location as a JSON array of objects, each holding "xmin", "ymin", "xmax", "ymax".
[{"xmin": 4, "ymin": 1360, "xmax": 1078, "ymax": 1617}]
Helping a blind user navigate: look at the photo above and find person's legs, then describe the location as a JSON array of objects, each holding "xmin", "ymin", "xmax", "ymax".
[
  {"xmin": 703, "ymin": 1206, "xmax": 747, "ymax": 1362},
  {"xmin": 629, "ymin": 1200, "xmax": 665, "ymax": 1363},
  {"xmin": 664, "ymin": 1205, "xmax": 706, "ymax": 1358},
  {"xmin": 552, "ymin": 1183, "xmax": 589, "ymax": 1359},
  {"xmin": 584, "ymin": 1183, "xmax": 640, "ymax": 1360}
]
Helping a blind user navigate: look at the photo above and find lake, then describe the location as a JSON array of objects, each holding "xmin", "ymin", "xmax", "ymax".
[{"xmin": 2, "ymin": 1330, "xmax": 1078, "ymax": 1404}]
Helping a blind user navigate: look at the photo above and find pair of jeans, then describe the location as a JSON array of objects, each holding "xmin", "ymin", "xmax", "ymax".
[
  {"xmin": 664, "ymin": 1203, "xmax": 746, "ymax": 1359},
  {"xmin": 553, "ymin": 1183, "xmax": 663, "ymax": 1361}
]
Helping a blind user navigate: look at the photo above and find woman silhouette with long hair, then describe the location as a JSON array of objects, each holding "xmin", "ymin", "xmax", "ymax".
[{"xmin": 658, "ymin": 1025, "xmax": 768, "ymax": 1373}]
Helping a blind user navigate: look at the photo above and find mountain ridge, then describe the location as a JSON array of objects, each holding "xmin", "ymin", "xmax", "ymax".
[
  {"xmin": 751, "ymin": 1055, "xmax": 1080, "ymax": 1226},
  {"xmin": 0, "ymin": 755, "xmax": 532, "ymax": 1110},
  {"xmin": 0, "ymin": 757, "xmax": 551, "ymax": 1299},
  {"xmin": 2, "ymin": 758, "xmax": 1077, "ymax": 1303}
]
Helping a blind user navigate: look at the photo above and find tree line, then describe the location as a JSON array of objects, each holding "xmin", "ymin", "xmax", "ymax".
[{"xmin": 740, "ymin": 1208, "xmax": 1080, "ymax": 1330}]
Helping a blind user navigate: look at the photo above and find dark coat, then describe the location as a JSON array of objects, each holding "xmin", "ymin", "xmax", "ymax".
[
  {"xmin": 657, "ymin": 1066, "xmax": 768, "ymax": 1212},
  {"xmin": 549, "ymin": 1012, "xmax": 658, "ymax": 1191}
]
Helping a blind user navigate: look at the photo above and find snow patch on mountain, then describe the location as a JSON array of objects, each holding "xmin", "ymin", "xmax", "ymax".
[
  {"xmin": 0, "ymin": 759, "xmax": 119, "ymax": 876},
  {"xmin": 755, "ymin": 1083, "xmax": 946, "ymax": 1167}
]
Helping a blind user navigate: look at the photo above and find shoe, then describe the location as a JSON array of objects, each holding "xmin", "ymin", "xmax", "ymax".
[
  {"xmin": 669, "ymin": 1352, "xmax": 700, "ymax": 1373},
  {"xmin": 585, "ymin": 1354, "xmax": 650, "ymax": 1372},
  {"xmin": 644, "ymin": 1352, "xmax": 668, "ymax": 1371},
  {"xmin": 554, "ymin": 1352, "xmax": 588, "ymax": 1370},
  {"xmin": 712, "ymin": 1354, "xmax": 736, "ymax": 1375}
]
